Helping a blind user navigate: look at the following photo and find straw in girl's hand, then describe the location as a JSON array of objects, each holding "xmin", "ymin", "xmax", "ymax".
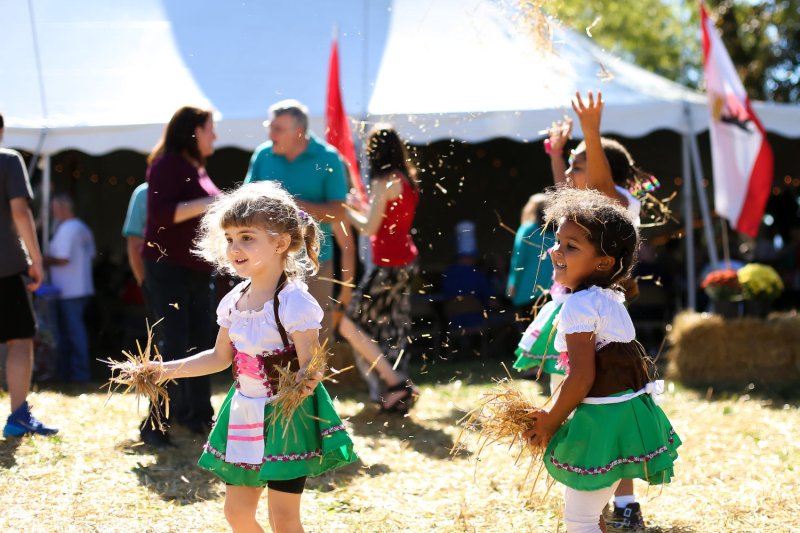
[
  {"xmin": 452, "ymin": 364, "xmax": 551, "ymax": 497},
  {"xmin": 101, "ymin": 319, "xmax": 174, "ymax": 432},
  {"xmin": 269, "ymin": 339, "xmax": 352, "ymax": 438}
]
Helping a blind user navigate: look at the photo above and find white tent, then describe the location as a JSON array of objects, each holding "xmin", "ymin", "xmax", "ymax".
[
  {"xmin": 367, "ymin": 0, "xmax": 800, "ymax": 141},
  {"xmin": 3, "ymin": 0, "xmax": 799, "ymax": 308},
  {"xmin": 4, "ymin": 0, "xmax": 800, "ymax": 155},
  {"xmin": 1, "ymin": 0, "xmax": 389, "ymax": 154},
  {"xmin": 369, "ymin": 0, "xmax": 712, "ymax": 140}
]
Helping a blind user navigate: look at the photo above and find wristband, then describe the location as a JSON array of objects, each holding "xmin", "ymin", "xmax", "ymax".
[{"xmin": 544, "ymin": 139, "xmax": 563, "ymax": 156}]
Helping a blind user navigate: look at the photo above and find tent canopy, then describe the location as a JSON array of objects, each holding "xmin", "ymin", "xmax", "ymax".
[
  {"xmin": 2, "ymin": 0, "xmax": 389, "ymax": 154},
  {"xmin": 2, "ymin": 0, "xmax": 799, "ymax": 155}
]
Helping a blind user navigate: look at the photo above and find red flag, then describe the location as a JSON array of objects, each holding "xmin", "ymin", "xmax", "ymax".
[
  {"xmin": 701, "ymin": 3, "xmax": 773, "ymax": 237},
  {"xmin": 326, "ymin": 38, "xmax": 367, "ymax": 202}
]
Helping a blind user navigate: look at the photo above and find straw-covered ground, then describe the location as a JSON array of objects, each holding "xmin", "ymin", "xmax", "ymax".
[{"xmin": 1, "ymin": 359, "xmax": 798, "ymax": 532}]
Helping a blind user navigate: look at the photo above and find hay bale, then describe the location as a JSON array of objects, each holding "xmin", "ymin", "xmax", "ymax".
[{"xmin": 666, "ymin": 311, "xmax": 800, "ymax": 388}]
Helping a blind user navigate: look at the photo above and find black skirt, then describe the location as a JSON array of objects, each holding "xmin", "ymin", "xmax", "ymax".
[{"xmin": 344, "ymin": 262, "xmax": 418, "ymax": 374}]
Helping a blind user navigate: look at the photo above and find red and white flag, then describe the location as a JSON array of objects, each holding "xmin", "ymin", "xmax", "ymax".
[
  {"xmin": 701, "ymin": 3, "xmax": 773, "ymax": 237},
  {"xmin": 325, "ymin": 37, "xmax": 367, "ymax": 203}
]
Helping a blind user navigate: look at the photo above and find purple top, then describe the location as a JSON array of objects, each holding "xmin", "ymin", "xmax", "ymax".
[{"xmin": 142, "ymin": 152, "xmax": 220, "ymax": 272}]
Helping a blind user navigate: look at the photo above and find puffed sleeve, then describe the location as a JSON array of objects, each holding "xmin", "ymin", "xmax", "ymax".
[
  {"xmin": 278, "ymin": 284, "xmax": 324, "ymax": 334},
  {"xmin": 557, "ymin": 291, "xmax": 600, "ymax": 335},
  {"xmin": 216, "ymin": 284, "xmax": 242, "ymax": 329}
]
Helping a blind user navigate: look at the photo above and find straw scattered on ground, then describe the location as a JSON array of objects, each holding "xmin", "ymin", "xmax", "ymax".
[{"xmin": 1, "ymin": 360, "xmax": 799, "ymax": 532}]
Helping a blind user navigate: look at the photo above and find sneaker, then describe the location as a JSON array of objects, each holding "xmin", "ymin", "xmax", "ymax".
[
  {"xmin": 3, "ymin": 401, "xmax": 59, "ymax": 437},
  {"xmin": 606, "ymin": 502, "xmax": 646, "ymax": 532}
]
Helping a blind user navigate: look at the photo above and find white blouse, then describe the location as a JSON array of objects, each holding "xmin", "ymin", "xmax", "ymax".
[
  {"xmin": 216, "ymin": 279, "xmax": 323, "ymax": 398},
  {"xmin": 554, "ymin": 286, "xmax": 636, "ymax": 352}
]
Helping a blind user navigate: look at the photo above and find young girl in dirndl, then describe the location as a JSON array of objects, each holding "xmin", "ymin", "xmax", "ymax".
[
  {"xmin": 142, "ymin": 181, "xmax": 357, "ymax": 532},
  {"xmin": 523, "ymin": 187, "xmax": 680, "ymax": 533},
  {"xmin": 541, "ymin": 92, "xmax": 656, "ymax": 531}
]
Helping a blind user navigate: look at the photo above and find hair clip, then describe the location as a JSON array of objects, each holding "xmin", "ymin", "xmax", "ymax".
[
  {"xmin": 628, "ymin": 175, "xmax": 661, "ymax": 199},
  {"xmin": 567, "ymin": 150, "xmax": 578, "ymax": 166},
  {"xmin": 298, "ymin": 210, "xmax": 309, "ymax": 222}
]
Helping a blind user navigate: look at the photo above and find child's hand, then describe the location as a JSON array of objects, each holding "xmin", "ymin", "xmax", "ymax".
[
  {"xmin": 571, "ymin": 91, "xmax": 603, "ymax": 135},
  {"xmin": 144, "ymin": 360, "xmax": 166, "ymax": 383},
  {"xmin": 522, "ymin": 409, "xmax": 559, "ymax": 449},
  {"xmin": 296, "ymin": 367, "xmax": 323, "ymax": 398},
  {"xmin": 547, "ymin": 119, "xmax": 573, "ymax": 155},
  {"xmin": 345, "ymin": 189, "xmax": 369, "ymax": 213}
]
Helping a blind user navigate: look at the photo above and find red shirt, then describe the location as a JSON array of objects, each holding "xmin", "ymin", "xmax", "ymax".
[
  {"xmin": 370, "ymin": 176, "xmax": 419, "ymax": 267},
  {"xmin": 142, "ymin": 152, "xmax": 220, "ymax": 272}
]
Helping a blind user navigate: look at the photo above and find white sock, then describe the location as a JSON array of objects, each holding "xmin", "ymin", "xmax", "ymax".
[{"xmin": 614, "ymin": 494, "xmax": 636, "ymax": 508}]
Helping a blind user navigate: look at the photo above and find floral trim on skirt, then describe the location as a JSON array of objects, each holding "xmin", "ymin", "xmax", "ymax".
[
  {"xmin": 544, "ymin": 392, "xmax": 681, "ymax": 491},
  {"xmin": 197, "ymin": 383, "xmax": 357, "ymax": 487}
]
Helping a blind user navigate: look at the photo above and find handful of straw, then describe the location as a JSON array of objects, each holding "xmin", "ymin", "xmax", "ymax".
[
  {"xmin": 101, "ymin": 320, "xmax": 173, "ymax": 431},
  {"xmin": 269, "ymin": 339, "xmax": 353, "ymax": 438},
  {"xmin": 452, "ymin": 364, "xmax": 551, "ymax": 496}
]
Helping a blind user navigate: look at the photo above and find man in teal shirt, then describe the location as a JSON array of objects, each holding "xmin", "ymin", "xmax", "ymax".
[{"xmin": 244, "ymin": 99, "xmax": 355, "ymax": 338}]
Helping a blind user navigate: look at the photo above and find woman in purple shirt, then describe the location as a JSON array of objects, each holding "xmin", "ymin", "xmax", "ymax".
[{"xmin": 141, "ymin": 106, "xmax": 220, "ymax": 447}]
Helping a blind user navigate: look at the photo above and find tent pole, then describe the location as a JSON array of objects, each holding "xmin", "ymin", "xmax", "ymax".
[
  {"xmin": 685, "ymin": 108, "xmax": 719, "ymax": 267},
  {"xmin": 42, "ymin": 153, "xmax": 51, "ymax": 255},
  {"xmin": 26, "ymin": 129, "xmax": 47, "ymax": 179},
  {"xmin": 362, "ymin": 0, "xmax": 369, "ymax": 119},
  {"xmin": 682, "ymin": 133, "xmax": 696, "ymax": 311}
]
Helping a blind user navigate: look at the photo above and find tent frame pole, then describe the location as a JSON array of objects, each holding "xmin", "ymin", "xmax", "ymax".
[
  {"xmin": 681, "ymin": 133, "xmax": 696, "ymax": 311},
  {"xmin": 26, "ymin": 130, "xmax": 47, "ymax": 178},
  {"xmin": 42, "ymin": 153, "xmax": 51, "ymax": 255},
  {"xmin": 685, "ymin": 105, "xmax": 719, "ymax": 267}
]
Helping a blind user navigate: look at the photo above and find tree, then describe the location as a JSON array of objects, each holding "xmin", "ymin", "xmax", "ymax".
[
  {"xmin": 712, "ymin": 0, "xmax": 800, "ymax": 102},
  {"xmin": 546, "ymin": 0, "xmax": 800, "ymax": 102}
]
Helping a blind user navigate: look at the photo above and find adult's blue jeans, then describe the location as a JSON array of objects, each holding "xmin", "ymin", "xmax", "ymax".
[
  {"xmin": 143, "ymin": 259, "xmax": 215, "ymax": 431},
  {"xmin": 51, "ymin": 296, "xmax": 92, "ymax": 382}
]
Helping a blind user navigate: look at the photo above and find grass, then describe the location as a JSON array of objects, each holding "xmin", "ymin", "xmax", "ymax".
[{"xmin": 1, "ymin": 358, "xmax": 799, "ymax": 532}]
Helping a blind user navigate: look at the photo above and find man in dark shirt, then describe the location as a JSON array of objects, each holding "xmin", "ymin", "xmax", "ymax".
[{"xmin": 0, "ymin": 112, "xmax": 58, "ymax": 437}]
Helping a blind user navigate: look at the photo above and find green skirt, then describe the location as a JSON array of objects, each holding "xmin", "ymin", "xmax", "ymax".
[
  {"xmin": 513, "ymin": 302, "xmax": 565, "ymax": 375},
  {"xmin": 544, "ymin": 392, "xmax": 681, "ymax": 491},
  {"xmin": 198, "ymin": 383, "xmax": 358, "ymax": 487}
]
